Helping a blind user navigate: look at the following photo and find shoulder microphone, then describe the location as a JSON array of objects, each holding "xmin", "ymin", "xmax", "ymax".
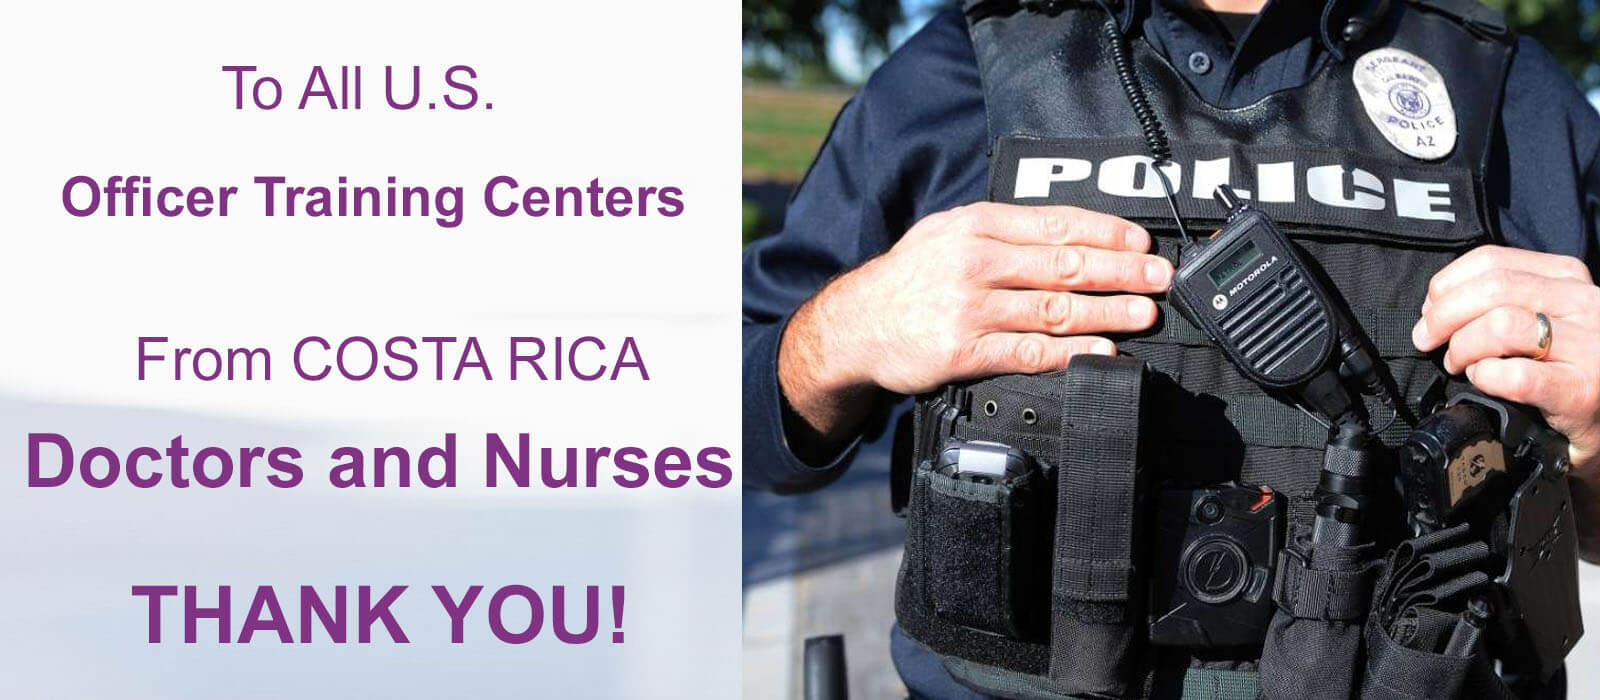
[
  {"xmin": 1169, "ymin": 185, "xmax": 1391, "ymax": 426},
  {"xmin": 1169, "ymin": 187, "xmax": 1398, "ymax": 546}
]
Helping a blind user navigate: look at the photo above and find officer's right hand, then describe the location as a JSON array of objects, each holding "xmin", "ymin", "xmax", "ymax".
[{"xmin": 778, "ymin": 203, "xmax": 1172, "ymax": 451}]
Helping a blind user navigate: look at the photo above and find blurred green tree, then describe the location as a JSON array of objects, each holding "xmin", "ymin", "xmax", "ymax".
[
  {"xmin": 1489, "ymin": 0, "xmax": 1600, "ymax": 89},
  {"xmin": 743, "ymin": 0, "xmax": 906, "ymax": 83}
]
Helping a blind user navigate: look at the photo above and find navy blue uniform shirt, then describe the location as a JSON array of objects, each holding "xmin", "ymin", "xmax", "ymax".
[{"xmin": 742, "ymin": 2, "xmax": 1600, "ymax": 696}]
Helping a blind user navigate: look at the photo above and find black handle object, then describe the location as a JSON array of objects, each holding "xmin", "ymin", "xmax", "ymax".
[
  {"xmin": 1261, "ymin": 420, "xmax": 1383, "ymax": 700},
  {"xmin": 1311, "ymin": 420, "xmax": 1375, "ymax": 547},
  {"xmin": 803, "ymin": 635, "xmax": 848, "ymax": 700},
  {"xmin": 1443, "ymin": 597, "xmax": 1491, "ymax": 657}
]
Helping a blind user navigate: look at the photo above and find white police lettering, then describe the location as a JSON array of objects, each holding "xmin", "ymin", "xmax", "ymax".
[
  {"xmin": 1096, "ymin": 155, "xmax": 1184, "ymax": 198},
  {"xmin": 1191, "ymin": 158, "xmax": 1250, "ymax": 201},
  {"xmin": 1255, "ymin": 162, "xmax": 1295, "ymax": 203},
  {"xmin": 1012, "ymin": 157, "xmax": 1092, "ymax": 198},
  {"xmin": 1011, "ymin": 156, "xmax": 1454, "ymax": 221},
  {"xmin": 1353, "ymin": 48, "xmax": 1457, "ymax": 160},
  {"xmin": 1393, "ymin": 178, "xmax": 1456, "ymax": 222},
  {"xmin": 1307, "ymin": 165, "xmax": 1385, "ymax": 211}
]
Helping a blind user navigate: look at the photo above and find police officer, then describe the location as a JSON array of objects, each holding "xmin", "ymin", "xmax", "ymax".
[{"xmin": 743, "ymin": 0, "xmax": 1600, "ymax": 697}]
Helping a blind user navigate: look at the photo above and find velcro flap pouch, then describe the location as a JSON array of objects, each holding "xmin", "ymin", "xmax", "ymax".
[{"xmin": 923, "ymin": 467, "xmax": 1049, "ymax": 639}]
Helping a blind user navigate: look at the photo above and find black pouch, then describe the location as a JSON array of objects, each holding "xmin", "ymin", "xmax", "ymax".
[
  {"xmin": 1362, "ymin": 621, "xmax": 1476, "ymax": 700},
  {"xmin": 919, "ymin": 459, "xmax": 1051, "ymax": 639},
  {"xmin": 1357, "ymin": 524, "xmax": 1518, "ymax": 700},
  {"xmin": 1259, "ymin": 538, "xmax": 1378, "ymax": 700},
  {"xmin": 1044, "ymin": 354, "xmax": 1150, "ymax": 697}
]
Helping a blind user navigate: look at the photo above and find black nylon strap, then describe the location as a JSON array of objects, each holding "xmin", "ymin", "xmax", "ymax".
[
  {"xmin": 1049, "ymin": 354, "xmax": 1146, "ymax": 679},
  {"xmin": 1274, "ymin": 549, "xmax": 1378, "ymax": 620}
]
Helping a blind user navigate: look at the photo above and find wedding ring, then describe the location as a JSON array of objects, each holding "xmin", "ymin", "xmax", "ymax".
[{"xmin": 1533, "ymin": 312, "xmax": 1553, "ymax": 360}]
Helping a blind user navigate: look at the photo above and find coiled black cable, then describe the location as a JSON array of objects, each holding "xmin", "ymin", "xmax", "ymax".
[
  {"xmin": 1099, "ymin": 17, "xmax": 1169, "ymax": 161},
  {"xmin": 1098, "ymin": 15, "xmax": 1193, "ymax": 242}
]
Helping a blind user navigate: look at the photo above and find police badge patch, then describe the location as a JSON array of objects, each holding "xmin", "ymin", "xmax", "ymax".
[{"xmin": 1353, "ymin": 48, "xmax": 1457, "ymax": 161}]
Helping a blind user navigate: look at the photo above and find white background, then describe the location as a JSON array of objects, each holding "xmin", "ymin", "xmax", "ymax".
[{"xmin": 0, "ymin": 1, "xmax": 741, "ymax": 697}]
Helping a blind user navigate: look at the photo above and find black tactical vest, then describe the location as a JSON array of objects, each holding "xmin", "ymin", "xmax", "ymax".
[{"xmin": 896, "ymin": 1, "xmax": 1516, "ymax": 697}]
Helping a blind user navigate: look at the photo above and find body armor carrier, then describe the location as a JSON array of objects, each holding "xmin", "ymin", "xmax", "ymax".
[{"xmin": 894, "ymin": 1, "xmax": 1531, "ymax": 697}]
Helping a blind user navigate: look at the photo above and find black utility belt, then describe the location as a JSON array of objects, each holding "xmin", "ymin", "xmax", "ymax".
[
  {"xmin": 906, "ymin": 360, "xmax": 1286, "ymax": 654},
  {"xmin": 925, "ymin": 440, "xmax": 1285, "ymax": 647},
  {"xmin": 897, "ymin": 356, "xmax": 1583, "ymax": 700}
]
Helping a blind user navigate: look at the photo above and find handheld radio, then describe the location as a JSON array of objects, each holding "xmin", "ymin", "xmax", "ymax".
[
  {"xmin": 1169, "ymin": 186, "xmax": 1387, "ymax": 425},
  {"xmin": 1168, "ymin": 186, "xmax": 1395, "ymax": 546}
]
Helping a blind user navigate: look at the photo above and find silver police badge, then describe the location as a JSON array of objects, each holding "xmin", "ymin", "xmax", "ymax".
[{"xmin": 1353, "ymin": 48, "xmax": 1457, "ymax": 161}]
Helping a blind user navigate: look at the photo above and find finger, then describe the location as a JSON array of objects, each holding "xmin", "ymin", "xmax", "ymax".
[
  {"xmin": 1426, "ymin": 246, "xmax": 1592, "ymax": 303},
  {"xmin": 977, "ymin": 290, "xmax": 1159, "ymax": 336},
  {"xmin": 978, "ymin": 242, "xmax": 1173, "ymax": 293},
  {"xmin": 961, "ymin": 202, "xmax": 1151, "ymax": 252},
  {"xmin": 1440, "ymin": 306, "xmax": 1585, "ymax": 374},
  {"xmin": 1414, "ymin": 271, "xmax": 1595, "ymax": 351},
  {"xmin": 1465, "ymin": 356, "xmax": 1587, "ymax": 417},
  {"xmin": 954, "ymin": 333, "xmax": 1115, "ymax": 377}
]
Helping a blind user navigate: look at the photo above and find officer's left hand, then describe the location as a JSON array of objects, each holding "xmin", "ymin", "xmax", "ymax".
[{"xmin": 1411, "ymin": 245, "xmax": 1600, "ymax": 471}]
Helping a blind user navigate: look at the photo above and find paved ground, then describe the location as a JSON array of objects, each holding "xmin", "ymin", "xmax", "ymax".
[
  {"xmin": 743, "ymin": 403, "xmax": 909, "ymax": 700},
  {"xmin": 744, "ymin": 549, "xmax": 906, "ymax": 700}
]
